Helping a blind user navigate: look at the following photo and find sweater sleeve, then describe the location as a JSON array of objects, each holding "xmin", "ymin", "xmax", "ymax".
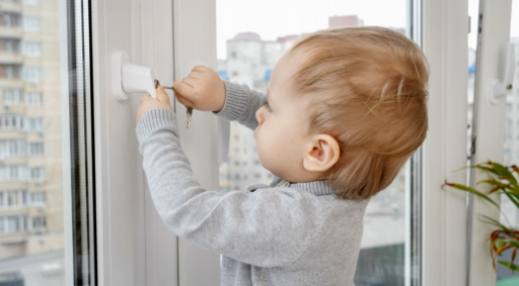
[
  {"xmin": 136, "ymin": 108, "xmax": 317, "ymax": 267},
  {"xmin": 212, "ymin": 80, "xmax": 267, "ymax": 130}
]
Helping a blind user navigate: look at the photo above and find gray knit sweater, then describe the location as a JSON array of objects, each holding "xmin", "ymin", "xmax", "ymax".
[{"xmin": 136, "ymin": 81, "xmax": 370, "ymax": 286}]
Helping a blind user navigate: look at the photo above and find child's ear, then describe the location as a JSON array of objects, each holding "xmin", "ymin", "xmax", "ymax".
[{"xmin": 302, "ymin": 134, "xmax": 340, "ymax": 173}]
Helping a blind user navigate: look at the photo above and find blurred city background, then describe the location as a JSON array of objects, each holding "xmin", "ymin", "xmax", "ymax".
[{"xmin": 0, "ymin": 0, "xmax": 65, "ymax": 285}]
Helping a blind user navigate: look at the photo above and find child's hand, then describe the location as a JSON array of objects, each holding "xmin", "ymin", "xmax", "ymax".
[
  {"xmin": 136, "ymin": 86, "xmax": 172, "ymax": 122},
  {"xmin": 172, "ymin": 65, "xmax": 226, "ymax": 112}
]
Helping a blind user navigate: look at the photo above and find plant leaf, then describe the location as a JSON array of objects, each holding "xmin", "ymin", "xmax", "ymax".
[
  {"xmin": 477, "ymin": 178, "xmax": 508, "ymax": 189},
  {"xmin": 444, "ymin": 181, "xmax": 499, "ymax": 208},
  {"xmin": 479, "ymin": 215, "xmax": 512, "ymax": 232},
  {"xmin": 487, "ymin": 161, "xmax": 518, "ymax": 185},
  {"xmin": 474, "ymin": 161, "xmax": 519, "ymax": 190},
  {"xmin": 497, "ymin": 260, "xmax": 519, "ymax": 272},
  {"xmin": 497, "ymin": 238, "xmax": 519, "ymax": 250},
  {"xmin": 503, "ymin": 191, "xmax": 519, "ymax": 209}
]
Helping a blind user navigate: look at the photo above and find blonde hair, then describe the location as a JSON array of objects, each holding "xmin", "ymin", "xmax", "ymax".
[{"xmin": 289, "ymin": 26, "xmax": 429, "ymax": 200}]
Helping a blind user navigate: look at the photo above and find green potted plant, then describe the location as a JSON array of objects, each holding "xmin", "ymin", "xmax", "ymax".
[{"xmin": 443, "ymin": 160, "xmax": 519, "ymax": 272}]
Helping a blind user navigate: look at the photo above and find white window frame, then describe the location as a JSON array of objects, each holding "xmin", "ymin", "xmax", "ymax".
[
  {"xmin": 171, "ymin": 1, "xmax": 221, "ymax": 284},
  {"xmin": 466, "ymin": 1, "xmax": 513, "ymax": 285},
  {"xmin": 422, "ymin": 0, "xmax": 513, "ymax": 285},
  {"xmin": 93, "ymin": 0, "xmax": 184, "ymax": 285},
  {"xmin": 421, "ymin": 0, "xmax": 469, "ymax": 284}
]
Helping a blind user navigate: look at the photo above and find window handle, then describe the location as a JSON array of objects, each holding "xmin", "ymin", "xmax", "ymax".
[
  {"xmin": 489, "ymin": 43, "xmax": 516, "ymax": 104},
  {"xmin": 111, "ymin": 51, "xmax": 156, "ymax": 100}
]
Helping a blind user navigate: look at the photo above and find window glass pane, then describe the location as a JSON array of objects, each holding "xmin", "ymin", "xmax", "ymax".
[
  {"xmin": 216, "ymin": 1, "xmax": 417, "ymax": 285},
  {"xmin": 0, "ymin": 0, "xmax": 70, "ymax": 285},
  {"xmin": 498, "ymin": 0, "xmax": 519, "ymax": 284}
]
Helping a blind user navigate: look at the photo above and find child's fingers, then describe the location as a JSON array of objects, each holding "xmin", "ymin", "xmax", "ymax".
[
  {"xmin": 140, "ymin": 94, "xmax": 152, "ymax": 102},
  {"xmin": 155, "ymin": 86, "xmax": 170, "ymax": 104},
  {"xmin": 156, "ymin": 85, "xmax": 166, "ymax": 95},
  {"xmin": 175, "ymin": 94, "xmax": 194, "ymax": 108},
  {"xmin": 192, "ymin": 65, "xmax": 208, "ymax": 72},
  {"xmin": 172, "ymin": 79, "xmax": 194, "ymax": 96},
  {"xmin": 186, "ymin": 71, "xmax": 203, "ymax": 79},
  {"xmin": 182, "ymin": 77, "xmax": 196, "ymax": 88}
]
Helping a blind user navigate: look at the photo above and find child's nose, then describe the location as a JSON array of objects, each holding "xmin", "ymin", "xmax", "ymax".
[{"xmin": 255, "ymin": 106, "xmax": 266, "ymax": 125}]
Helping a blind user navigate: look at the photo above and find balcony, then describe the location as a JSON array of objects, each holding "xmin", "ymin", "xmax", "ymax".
[
  {"xmin": 0, "ymin": 232, "xmax": 29, "ymax": 246},
  {"xmin": 0, "ymin": 130, "xmax": 26, "ymax": 140},
  {"xmin": 0, "ymin": 77, "xmax": 23, "ymax": 87},
  {"xmin": 0, "ymin": 179, "xmax": 29, "ymax": 190},
  {"xmin": 0, "ymin": 52, "xmax": 22, "ymax": 64},
  {"xmin": 0, "ymin": 1, "xmax": 22, "ymax": 13},
  {"xmin": 0, "ymin": 206, "xmax": 30, "ymax": 216},
  {"xmin": 0, "ymin": 26, "xmax": 22, "ymax": 38},
  {"xmin": 0, "ymin": 154, "xmax": 29, "ymax": 166},
  {"xmin": 0, "ymin": 104, "xmax": 27, "ymax": 113}
]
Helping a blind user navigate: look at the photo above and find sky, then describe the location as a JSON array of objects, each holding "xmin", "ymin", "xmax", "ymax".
[{"xmin": 216, "ymin": 0, "xmax": 407, "ymax": 59}]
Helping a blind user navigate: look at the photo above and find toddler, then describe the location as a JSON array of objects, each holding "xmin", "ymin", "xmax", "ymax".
[{"xmin": 135, "ymin": 26, "xmax": 428, "ymax": 286}]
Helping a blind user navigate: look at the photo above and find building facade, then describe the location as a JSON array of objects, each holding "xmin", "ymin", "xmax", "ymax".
[{"xmin": 0, "ymin": 0, "xmax": 63, "ymax": 262}]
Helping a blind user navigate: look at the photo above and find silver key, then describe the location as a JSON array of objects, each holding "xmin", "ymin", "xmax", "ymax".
[
  {"xmin": 162, "ymin": 83, "xmax": 193, "ymax": 129},
  {"xmin": 186, "ymin": 107, "xmax": 193, "ymax": 129}
]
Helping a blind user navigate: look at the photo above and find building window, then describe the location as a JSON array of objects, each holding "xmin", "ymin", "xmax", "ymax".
[
  {"xmin": 25, "ymin": 117, "xmax": 43, "ymax": 132},
  {"xmin": 0, "ymin": 215, "xmax": 30, "ymax": 233},
  {"xmin": 2, "ymin": 88, "xmax": 24, "ymax": 105},
  {"xmin": 31, "ymin": 191, "xmax": 46, "ymax": 206},
  {"xmin": 23, "ymin": 16, "xmax": 40, "ymax": 32},
  {"xmin": 7, "ymin": 191, "xmax": 17, "ymax": 207},
  {"xmin": 29, "ymin": 141, "xmax": 44, "ymax": 155},
  {"xmin": 6, "ymin": 216, "xmax": 20, "ymax": 233},
  {"xmin": 32, "ymin": 215, "xmax": 46, "ymax": 232},
  {"xmin": 0, "ymin": 113, "xmax": 24, "ymax": 130},
  {"xmin": 0, "ymin": 140, "xmax": 27, "ymax": 158},
  {"xmin": 0, "ymin": 38, "xmax": 21, "ymax": 53},
  {"xmin": 21, "ymin": 190, "xmax": 28, "ymax": 205},
  {"xmin": 0, "ymin": 65, "xmax": 22, "ymax": 79},
  {"xmin": 22, "ymin": 66, "xmax": 42, "ymax": 83},
  {"xmin": 22, "ymin": 41, "xmax": 41, "ymax": 57},
  {"xmin": 30, "ymin": 167, "xmax": 44, "ymax": 182},
  {"xmin": 26, "ymin": 91, "xmax": 43, "ymax": 105},
  {"xmin": 0, "ymin": 12, "xmax": 21, "ymax": 28}
]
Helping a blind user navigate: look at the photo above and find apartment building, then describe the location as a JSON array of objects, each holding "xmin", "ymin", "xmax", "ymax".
[{"xmin": 0, "ymin": 0, "xmax": 63, "ymax": 260}]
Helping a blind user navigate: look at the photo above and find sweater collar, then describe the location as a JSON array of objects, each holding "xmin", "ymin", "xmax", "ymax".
[{"xmin": 271, "ymin": 177, "xmax": 336, "ymax": 196}]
